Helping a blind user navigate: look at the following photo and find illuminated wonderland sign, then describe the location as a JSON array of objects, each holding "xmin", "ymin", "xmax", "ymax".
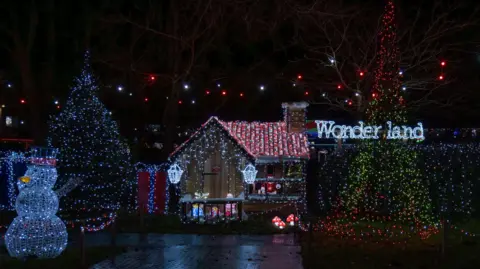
[{"xmin": 314, "ymin": 120, "xmax": 424, "ymax": 140}]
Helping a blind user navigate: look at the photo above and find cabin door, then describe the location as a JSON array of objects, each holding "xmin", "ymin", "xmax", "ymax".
[{"xmin": 203, "ymin": 151, "xmax": 228, "ymax": 199}]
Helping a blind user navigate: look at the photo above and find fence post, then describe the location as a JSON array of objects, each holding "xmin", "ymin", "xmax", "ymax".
[
  {"xmin": 441, "ymin": 217, "xmax": 447, "ymax": 256},
  {"xmin": 80, "ymin": 221, "xmax": 86, "ymax": 269},
  {"xmin": 111, "ymin": 218, "xmax": 117, "ymax": 247},
  {"xmin": 139, "ymin": 205, "xmax": 147, "ymax": 247},
  {"xmin": 109, "ymin": 217, "xmax": 117, "ymax": 265},
  {"xmin": 308, "ymin": 217, "xmax": 314, "ymax": 259}
]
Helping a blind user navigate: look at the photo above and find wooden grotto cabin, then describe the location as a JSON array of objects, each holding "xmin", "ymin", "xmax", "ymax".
[{"xmin": 168, "ymin": 102, "xmax": 310, "ymax": 223}]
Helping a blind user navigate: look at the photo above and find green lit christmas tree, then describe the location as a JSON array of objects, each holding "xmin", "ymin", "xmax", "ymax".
[
  {"xmin": 342, "ymin": 1, "xmax": 434, "ymax": 225},
  {"xmin": 48, "ymin": 52, "xmax": 134, "ymax": 214}
]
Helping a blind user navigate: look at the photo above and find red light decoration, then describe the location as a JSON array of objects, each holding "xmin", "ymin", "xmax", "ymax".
[
  {"xmin": 56, "ymin": 105, "xmax": 61, "ymax": 109},
  {"xmin": 304, "ymin": 91, "xmax": 309, "ymax": 95},
  {"xmin": 359, "ymin": 71, "xmax": 365, "ymax": 77},
  {"xmin": 144, "ymin": 97, "xmax": 149, "ymax": 102},
  {"xmin": 440, "ymin": 61, "xmax": 446, "ymax": 66},
  {"xmin": 337, "ymin": 85, "xmax": 342, "ymax": 89},
  {"xmin": 372, "ymin": 92, "xmax": 377, "ymax": 98},
  {"xmin": 221, "ymin": 90, "xmax": 227, "ymax": 96},
  {"xmin": 149, "ymin": 75, "xmax": 155, "ymax": 81},
  {"xmin": 239, "ymin": 92, "xmax": 244, "ymax": 97},
  {"xmin": 20, "ymin": 99, "xmax": 26, "ymax": 104},
  {"xmin": 348, "ymin": 100, "xmax": 353, "ymax": 106},
  {"xmin": 439, "ymin": 75, "xmax": 444, "ymax": 80},
  {"xmin": 178, "ymin": 100, "xmax": 183, "ymax": 104},
  {"xmin": 297, "ymin": 74, "xmax": 303, "ymax": 80},
  {"xmin": 205, "ymin": 90, "xmax": 210, "ymax": 95}
]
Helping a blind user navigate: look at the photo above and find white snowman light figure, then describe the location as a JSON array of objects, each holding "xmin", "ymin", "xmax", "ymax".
[{"xmin": 5, "ymin": 147, "xmax": 74, "ymax": 259}]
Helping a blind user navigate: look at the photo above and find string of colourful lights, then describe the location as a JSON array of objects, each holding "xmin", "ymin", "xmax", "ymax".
[
  {"xmin": 79, "ymin": 213, "xmax": 117, "ymax": 233},
  {"xmin": 1, "ymin": 213, "xmax": 118, "ymax": 233},
  {"xmin": 316, "ymin": 143, "xmax": 480, "ymax": 240}
]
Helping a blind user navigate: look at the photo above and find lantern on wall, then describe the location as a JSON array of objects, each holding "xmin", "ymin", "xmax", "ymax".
[
  {"xmin": 242, "ymin": 163, "xmax": 257, "ymax": 184},
  {"xmin": 167, "ymin": 163, "xmax": 183, "ymax": 184}
]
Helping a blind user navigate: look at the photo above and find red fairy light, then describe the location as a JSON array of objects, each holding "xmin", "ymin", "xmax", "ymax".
[
  {"xmin": 222, "ymin": 90, "xmax": 227, "ymax": 96},
  {"xmin": 348, "ymin": 100, "xmax": 352, "ymax": 106},
  {"xmin": 337, "ymin": 85, "xmax": 342, "ymax": 89},
  {"xmin": 205, "ymin": 90, "xmax": 210, "ymax": 95},
  {"xmin": 359, "ymin": 71, "xmax": 364, "ymax": 77},
  {"xmin": 304, "ymin": 91, "xmax": 309, "ymax": 95},
  {"xmin": 20, "ymin": 99, "xmax": 26, "ymax": 104},
  {"xmin": 144, "ymin": 97, "xmax": 149, "ymax": 102},
  {"xmin": 439, "ymin": 75, "xmax": 444, "ymax": 80},
  {"xmin": 178, "ymin": 100, "xmax": 182, "ymax": 104},
  {"xmin": 372, "ymin": 93, "xmax": 377, "ymax": 98},
  {"xmin": 149, "ymin": 75, "xmax": 155, "ymax": 81},
  {"xmin": 440, "ymin": 61, "xmax": 446, "ymax": 66},
  {"xmin": 297, "ymin": 74, "xmax": 303, "ymax": 80},
  {"xmin": 239, "ymin": 92, "xmax": 244, "ymax": 97}
]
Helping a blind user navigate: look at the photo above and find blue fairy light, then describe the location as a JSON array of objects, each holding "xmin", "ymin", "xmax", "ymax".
[
  {"xmin": 47, "ymin": 51, "xmax": 135, "ymax": 214},
  {"xmin": 5, "ymin": 148, "xmax": 68, "ymax": 259}
]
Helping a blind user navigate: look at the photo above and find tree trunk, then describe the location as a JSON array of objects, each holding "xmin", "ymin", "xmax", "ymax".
[
  {"xmin": 14, "ymin": 47, "xmax": 46, "ymax": 144},
  {"xmin": 162, "ymin": 93, "xmax": 179, "ymax": 159},
  {"xmin": 161, "ymin": 0, "xmax": 181, "ymax": 160},
  {"xmin": 43, "ymin": 0, "xmax": 55, "ymax": 96}
]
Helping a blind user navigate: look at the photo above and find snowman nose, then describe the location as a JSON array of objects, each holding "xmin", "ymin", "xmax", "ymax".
[{"xmin": 19, "ymin": 176, "xmax": 31, "ymax": 184}]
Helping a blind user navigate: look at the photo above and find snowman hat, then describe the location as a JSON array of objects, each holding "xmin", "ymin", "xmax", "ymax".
[{"xmin": 29, "ymin": 147, "xmax": 58, "ymax": 166}]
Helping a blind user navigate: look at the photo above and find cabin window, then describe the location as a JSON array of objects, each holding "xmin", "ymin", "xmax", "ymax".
[
  {"xmin": 284, "ymin": 163, "xmax": 302, "ymax": 178},
  {"xmin": 266, "ymin": 165, "xmax": 275, "ymax": 178}
]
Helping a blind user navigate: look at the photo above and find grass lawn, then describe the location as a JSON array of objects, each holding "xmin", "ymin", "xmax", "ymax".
[
  {"xmin": 301, "ymin": 231, "xmax": 480, "ymax": 269},
  {"xmin": 0, "ymin": 245, "xmax": 126, "ymax": 269}
]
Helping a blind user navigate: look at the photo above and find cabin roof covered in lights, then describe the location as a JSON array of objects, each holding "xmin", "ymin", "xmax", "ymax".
[{"xmin": 169, "ymin": 102, "xmax": 311, "ymax": 162}]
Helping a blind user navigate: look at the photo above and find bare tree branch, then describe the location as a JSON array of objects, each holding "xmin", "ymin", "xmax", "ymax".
[{"xmin": 295, "ymin": 1, "xmax": 480, "ymax": 118}]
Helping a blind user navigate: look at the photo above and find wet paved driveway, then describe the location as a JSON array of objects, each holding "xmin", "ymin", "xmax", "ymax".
[{"xmin": 90, "ymin": 234, "xmax": 303, "ymax": 269}]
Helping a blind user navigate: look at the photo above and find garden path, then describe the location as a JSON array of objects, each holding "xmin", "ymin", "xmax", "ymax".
[{"xmin": 89, "ymin": 233, "xmax": 302, "ymax": 269}]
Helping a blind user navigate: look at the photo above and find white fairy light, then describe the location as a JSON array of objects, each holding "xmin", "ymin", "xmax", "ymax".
[
  {"xmin": 314, "ymin": 120, "xmax": 424, "ymax": 140},
  {"xmin": 184, "ymin": 84, "xmax": 189, "ymax": 90},
  {"xmin": 402, "ymin": 86, "xmax": 406, "ymax": 91},
  {"xmin": 168, "ymin": 163, "xmax": 184, "ymax": 184},
  {"xmin": 242, "ymin": 163, "xmax": 258, "ymax": 184},
  {"xmin": 260, "ymin": 85, "xmax": 265, "ymax": 91},
  {"xmin": 5, "ymin": 148, "xmax": 68, "ymax": 259},
  {"xmin": 117, "ymin": 86, "xmax": 123, "ymax": 91}
]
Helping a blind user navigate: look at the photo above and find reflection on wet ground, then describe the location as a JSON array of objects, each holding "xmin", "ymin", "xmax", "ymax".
[{"xmin": 90, "ymin": 234, "xmax": 302, "ymax": 269}]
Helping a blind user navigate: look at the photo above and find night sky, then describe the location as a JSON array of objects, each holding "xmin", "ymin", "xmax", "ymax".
[{"xmin": 0, "ymin": 0, "xmax": 479, "ymax": 143}]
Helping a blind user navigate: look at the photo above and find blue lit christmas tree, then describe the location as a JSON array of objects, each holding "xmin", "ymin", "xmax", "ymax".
[{"xmin": 48, "ymin": 52, "xmax": 134, "ymax": 214}]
